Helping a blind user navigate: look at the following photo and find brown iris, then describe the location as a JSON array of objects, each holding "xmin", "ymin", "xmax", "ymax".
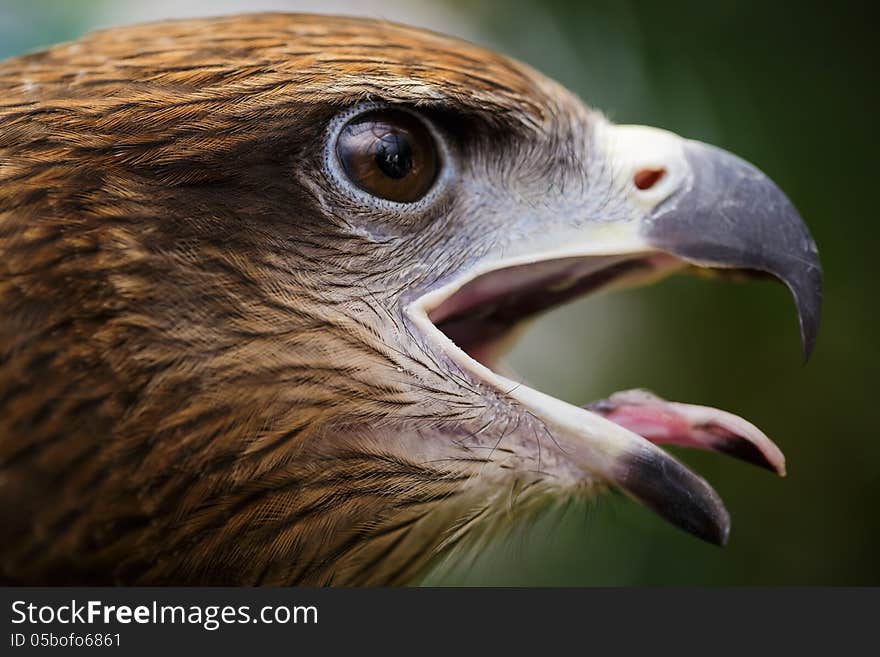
[{"xmin": 336, "ymin": 109, "xmax": 438, "ymax": 203}]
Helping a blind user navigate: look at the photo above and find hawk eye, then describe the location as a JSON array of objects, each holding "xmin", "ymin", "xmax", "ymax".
[{"xmin": 335, "ymin": 109, "xmax": 438, "ymax": 203}]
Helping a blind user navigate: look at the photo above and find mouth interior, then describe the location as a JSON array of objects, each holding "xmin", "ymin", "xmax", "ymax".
[
  {"xmin": 423, "ymin": 254, "xmax": 786, "ymax": 476},
  {"xmin": 429, "ymin": 255, "xmax": 666, "ymax": 370}
]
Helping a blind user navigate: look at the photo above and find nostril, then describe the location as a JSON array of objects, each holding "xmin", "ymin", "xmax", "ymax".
[{"xmin": 634, "ymin": 167, "xmax": 666, "ymax": 190}]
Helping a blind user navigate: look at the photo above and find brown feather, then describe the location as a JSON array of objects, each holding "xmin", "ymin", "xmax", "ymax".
[{"xmin": 0, "ymin": 13, "xmax": 589, "ymax": 584}]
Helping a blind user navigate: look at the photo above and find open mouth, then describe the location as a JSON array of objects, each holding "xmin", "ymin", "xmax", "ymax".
[
  {"xmin": 428, "ymin": 255, "xmax": 670, "ymax": 368},
  {"xmin": 405, "ymin": 125, "xmax": 821, "ymax": 546},
  {"xmin": 408, "ymin": 253, "xmax": 788, "ymax": 545}
]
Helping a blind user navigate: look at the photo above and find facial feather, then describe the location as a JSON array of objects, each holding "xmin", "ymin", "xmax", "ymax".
[{"xmin": 0, "ymin": 13, "xmax": 593, "ymax": 585}]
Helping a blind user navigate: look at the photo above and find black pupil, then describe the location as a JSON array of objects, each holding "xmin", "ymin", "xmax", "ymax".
[{"xmin": 375, "ymin": 132, "xmax": 413, "ymax": 179}]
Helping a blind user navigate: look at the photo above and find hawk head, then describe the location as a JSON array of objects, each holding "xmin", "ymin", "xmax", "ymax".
[{"xmin": 0, "ymin": 14, "xmax": 821, "ymax": 584}]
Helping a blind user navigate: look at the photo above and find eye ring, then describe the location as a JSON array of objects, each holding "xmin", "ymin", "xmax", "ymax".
[{"xmin": 324, "ymin": 102, "xmax": 452, "ymax": 211}]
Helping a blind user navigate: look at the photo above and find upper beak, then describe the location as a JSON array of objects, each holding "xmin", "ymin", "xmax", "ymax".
[
  {"xmin": 643, "ymin": 139, "xmax": 823, "ymax": 359},
  {"xmin": 605, "ymin": 124, "xmax": 823, "ymax": 360}
]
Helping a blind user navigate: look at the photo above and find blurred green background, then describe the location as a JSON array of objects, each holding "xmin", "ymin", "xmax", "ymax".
[{"xmin": 1, "ymin": 0, "xmax": 876, "ymax": 585}]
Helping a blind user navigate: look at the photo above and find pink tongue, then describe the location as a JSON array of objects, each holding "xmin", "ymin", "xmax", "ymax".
[{"xmin": 586, "ymin": 389, "xmax": 786, "ymax": 476}]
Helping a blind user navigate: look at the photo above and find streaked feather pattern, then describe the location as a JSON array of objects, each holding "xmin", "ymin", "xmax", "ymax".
[{"xmin": 0, "ymin": 14, "xmax": 592, "ymax": 584}]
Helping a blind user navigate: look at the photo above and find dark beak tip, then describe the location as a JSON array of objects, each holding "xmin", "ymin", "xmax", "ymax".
[
  {"xmin": 684, "ymin": 502, "xmax": 730, "ymax": 547},
  {"xmin": 801, "ymin": 327, "xmax": 817, "ymax": 365},
  {"xmin": 794, "ymin": 270, "xmax": 823, "ymax": 364},
  {"xmin": 775, "ymin": 256, "xmax": 822, "ymax": 364},
  {"xmin": 615, "ymin": 447, "xmax": 732, "ymax": 547},
  {"xmin": 712, "ymin": 513, "xmax": 731, "ymax": 547},
  {"xmin": 685, "ymin": 499, "xmax": 730, "ymax": 547}
]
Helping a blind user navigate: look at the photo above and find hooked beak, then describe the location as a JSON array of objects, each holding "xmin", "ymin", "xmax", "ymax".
[
  {"xmin": 409, "ymin": 122, "xmax": 822, "ymax": 546},
  {"xmin": 644, "ymin": 139, "xmax": 822, "ymax": 359}
]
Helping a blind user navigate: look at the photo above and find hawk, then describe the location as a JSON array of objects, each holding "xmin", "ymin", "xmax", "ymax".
[{"xmin": 0, "ymin": 14, "xmax": 821, "ymax": 585}]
